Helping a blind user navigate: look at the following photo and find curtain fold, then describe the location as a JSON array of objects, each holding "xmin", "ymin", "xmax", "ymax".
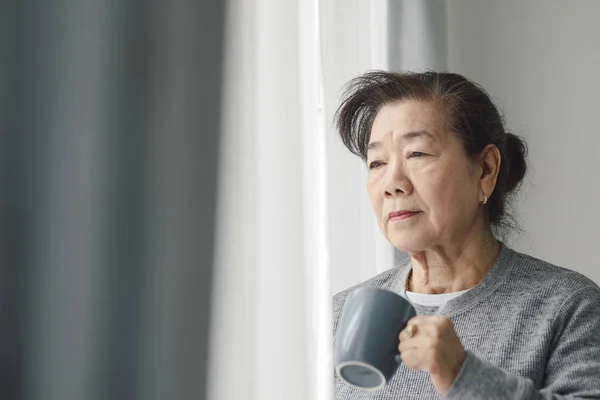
[
  {"xmin": 208, "ymin": 0, "xmax": 332, "ymax": 399},
  {"xmin": 1, "ymin": 1, "xmax": 224, "ymax": 399}
]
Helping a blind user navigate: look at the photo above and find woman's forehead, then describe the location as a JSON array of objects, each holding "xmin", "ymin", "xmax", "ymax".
[{"xmin": 370, "ymin": 100, "xmax": 446, "ymax": 144}]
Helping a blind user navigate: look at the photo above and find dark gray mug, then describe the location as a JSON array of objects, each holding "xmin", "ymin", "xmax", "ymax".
[{"xmin": 334, "ymin": 286, "xmax": 416, "ymax": 390}]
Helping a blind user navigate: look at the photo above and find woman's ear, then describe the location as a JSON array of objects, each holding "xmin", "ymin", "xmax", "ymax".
[{"xmin": 479, "ymin": 144, "xmax": 501, "ymax": 202}]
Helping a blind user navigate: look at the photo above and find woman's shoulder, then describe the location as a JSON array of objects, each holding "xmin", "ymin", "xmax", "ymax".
[{"xmin": 505, "ymin": 246, "xmax": 600, "ymax": 297}]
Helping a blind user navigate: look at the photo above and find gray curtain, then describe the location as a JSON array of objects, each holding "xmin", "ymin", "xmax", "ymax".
[
  {"xmin": 0, "ymin": 1, "xmax": 224, "ymax": 399},
  {"xmin": 388, "ymin": 0, "xmax": 448, "ymax": 267}
]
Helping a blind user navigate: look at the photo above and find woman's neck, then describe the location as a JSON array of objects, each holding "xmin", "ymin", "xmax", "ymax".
[{"xmin": 408, "ymin": 231, "xmax": 500, "ymax": 294}]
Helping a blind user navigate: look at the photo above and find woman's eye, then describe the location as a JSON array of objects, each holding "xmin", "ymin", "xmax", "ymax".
[
  {"xmin": 408, "ymin": 151, "xmax": 426, "ymax": 158},
  {"xmin": 368, "ymin": 161, "xmax": 385, "ymax": 169}
]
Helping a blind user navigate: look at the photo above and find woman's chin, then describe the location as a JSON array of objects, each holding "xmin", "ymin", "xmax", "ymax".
[{"xmin": 387, "ymin": 234, "xmax": 431, "ymax": 254}]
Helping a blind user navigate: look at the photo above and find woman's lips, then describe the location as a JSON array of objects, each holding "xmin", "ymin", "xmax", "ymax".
[{"xmin": 388, "ymin": 211, "xmax": 420, "ymax": 222}]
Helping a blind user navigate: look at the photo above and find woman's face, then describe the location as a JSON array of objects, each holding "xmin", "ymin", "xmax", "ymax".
[{"xmin": 366, "ymin": 100, "xmax": 482, "ymax": 253}]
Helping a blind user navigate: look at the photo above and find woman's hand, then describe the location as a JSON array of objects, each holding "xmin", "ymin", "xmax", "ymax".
[{"xmin": 398, "ymin": 315, "xmax": 466, "ymax": 396}]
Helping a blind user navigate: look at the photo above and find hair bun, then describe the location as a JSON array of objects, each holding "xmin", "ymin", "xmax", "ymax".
[{"xmin": 504, "ymin": 133, "xmax": 528, "ymax": 192}]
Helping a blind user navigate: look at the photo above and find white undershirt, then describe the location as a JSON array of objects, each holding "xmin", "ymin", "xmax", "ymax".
[{"xmin": 406, "ymin": 288, "xmax": 471, "ymax": 307}]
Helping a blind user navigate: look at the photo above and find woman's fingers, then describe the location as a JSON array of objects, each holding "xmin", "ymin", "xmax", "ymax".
[
  {"xmin": 396, "ymin": 314, "xmax": 467, "ymax": 396},
  {"xmin": 399, "ymin": 317, "xmax": 432, "ymax": 342},
  {"xmin": 398, "ymin": 347, "xmax": 421, "ymax": 368}
]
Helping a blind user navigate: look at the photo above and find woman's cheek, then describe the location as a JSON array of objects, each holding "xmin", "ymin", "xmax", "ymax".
[{"xmin": 366, "ymin": 180, "xmax": 385, "ymax": 231}]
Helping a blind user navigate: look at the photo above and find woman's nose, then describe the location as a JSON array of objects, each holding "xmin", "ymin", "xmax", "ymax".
[{"xmin": 382, "ymin": 164, "xmax": 412, "ymax": 197}]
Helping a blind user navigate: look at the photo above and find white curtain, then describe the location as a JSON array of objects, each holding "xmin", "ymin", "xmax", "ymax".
[
  {"xmin": 209, "ymin": 0, "xmax": 395, "ymax": 399},
  {"xmin": 209, "ymin": 0, "xmax": 331, "ymax": 399}
]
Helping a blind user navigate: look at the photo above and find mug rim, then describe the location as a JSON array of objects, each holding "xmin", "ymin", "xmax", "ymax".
[
  {"xmin": 335, "ymin": 360, "xmax": 386, "ymax": 391},
  {"xmin": 350, "ymin": 286, "xmax": 410, "ymax": 302}
]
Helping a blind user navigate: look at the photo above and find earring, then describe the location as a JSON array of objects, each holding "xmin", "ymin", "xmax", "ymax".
[{"xmin": 483, "ymin": 195, "xmax": 488, "ymax": 205}]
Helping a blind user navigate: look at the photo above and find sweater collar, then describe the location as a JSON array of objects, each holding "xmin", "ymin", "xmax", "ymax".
[{"xmin": 397, "ymin": 243, "xmax": 516, "ymax": 316}]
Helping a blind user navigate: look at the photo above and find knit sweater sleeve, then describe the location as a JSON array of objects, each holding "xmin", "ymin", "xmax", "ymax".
[{"xmin": 444, "ymin": 286, "xmax": 600, "ymax": 400}]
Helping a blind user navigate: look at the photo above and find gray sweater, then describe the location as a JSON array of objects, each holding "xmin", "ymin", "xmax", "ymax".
[{"xmin": 333, "ymin": 245, "xmax": 600, "ymax": 399}]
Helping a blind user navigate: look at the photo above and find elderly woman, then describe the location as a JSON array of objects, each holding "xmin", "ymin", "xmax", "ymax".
[{"xmin": 332, "ymin": 71, "xmax": 600, "ymax": 399}]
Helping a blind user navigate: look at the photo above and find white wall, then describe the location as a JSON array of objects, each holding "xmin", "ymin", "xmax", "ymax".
[{"xmin": 447, "ymin": 0, "xmax": 600, "ymax": 285}]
